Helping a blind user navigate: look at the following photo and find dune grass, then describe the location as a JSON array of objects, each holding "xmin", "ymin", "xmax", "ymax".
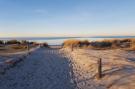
[
  {"xmin": 11, "ymin": 44, "xmax": 27, "ymax": 49},
  {"xmin": 63, "ymin": 39, "xmax": 90, "ymax": 48},
  {"xmin": 0, "ymin": 40, "xmax": 39, "ymax": 54},
  {"xmin": 130, "ymin": 39, "xmax": 135, "ymax": 50},
  {"xmin": 63, "ymin": 38, "xmax": 134, "ymax": 50}
]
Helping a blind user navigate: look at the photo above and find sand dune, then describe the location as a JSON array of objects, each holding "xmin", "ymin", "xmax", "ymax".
[{"xmin": 61, "ymin": 48, "xmax": 135, "ymax": 89}]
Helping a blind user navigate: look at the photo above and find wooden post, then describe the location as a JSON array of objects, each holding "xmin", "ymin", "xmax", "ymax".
[
  {"xmin": 97, "ymin": 58, "xmax": 102, "ymax": 79},
  {"xmin": 27, "ymin": 43, "xmax": 30, "ymax": 54}
]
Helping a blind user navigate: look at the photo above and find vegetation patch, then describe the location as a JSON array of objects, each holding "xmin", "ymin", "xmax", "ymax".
[
  {"xmin": 130, "ymin": 39, "xmax": 135, "ymax": 50},
  {"xmin": 63, "ymin": 39, "xmax": 135, "ymax": 50},
  {"xmin": 41, "ymin": 42, "xmax": 49, "ymax": 48},
  {"xmin": 63, "ymin": 39, "xmax": 90, "ymax": 48},
  {"xmin": 11, "ymin": 45, "xmax": 27, "ymax": 49}
]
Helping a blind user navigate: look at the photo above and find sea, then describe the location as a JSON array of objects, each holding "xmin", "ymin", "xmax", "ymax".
[{"xmin": 0, "ymin": 36, "xmax": 135, "ymax": 45}]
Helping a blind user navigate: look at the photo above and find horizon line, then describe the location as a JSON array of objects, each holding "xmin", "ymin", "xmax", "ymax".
[{"xmin": 0, "ymin": 35, "xmax": 135, "ymax": 38}]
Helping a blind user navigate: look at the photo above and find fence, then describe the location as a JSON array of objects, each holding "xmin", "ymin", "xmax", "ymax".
[{"xmin": 70, "ymin": 46, "xmax": 103, "ymax": 79}]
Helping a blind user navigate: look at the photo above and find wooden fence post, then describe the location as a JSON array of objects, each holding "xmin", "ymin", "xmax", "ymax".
[
  {"xmin": 27, "ymin": 43, "xmax": 30, "ymax": 54},
  {"xmin": 97, "ymin": 58, "xmax": 102, "ymax": 79}
]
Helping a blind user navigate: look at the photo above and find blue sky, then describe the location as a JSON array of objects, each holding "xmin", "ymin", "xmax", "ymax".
[{"xmin": 0, "ymin": 0, "xmax": 135, "ymax": 37}]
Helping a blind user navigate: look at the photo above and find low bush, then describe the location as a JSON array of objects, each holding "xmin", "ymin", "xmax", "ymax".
[
  {"xmin": 90, "ymin": 39, "xmax": 132, "ymax": 49},
  {"xmin": 21, "ymin": 40, "xmax": 29, "ymax": 44},
  {"xmin": 63, "ymin": 39, "xmax": 90, "ymax": 48},
  {"xmin": 80, "ymin": 40, "xmax": 90, "ymax": 47},
  {"xmin": 6, "ymin": 40, "xmax": 21, "ymax": 44},
  {"xmin": 90, "ymin": 40, "xmax": 112, "ymax": 48},
  {"xmin": 111, "ymin": 39, "xmax": 131, "ymax": 48},
  {"xmin": 41, "ymin": 42, "xmax": 49, "ymax": 48},
  {"xmin": 0, "ymin": 40, "xmax": 4, "ymax": 44}
]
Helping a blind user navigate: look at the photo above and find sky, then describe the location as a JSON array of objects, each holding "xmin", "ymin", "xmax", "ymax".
[{"xmin": 0, "ymin": 0, "xmax": 135, "ymax": 37}]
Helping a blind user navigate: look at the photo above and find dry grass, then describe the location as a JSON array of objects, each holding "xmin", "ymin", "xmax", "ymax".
[
  {"xmin": 62, "ymin": 38, "xmax": 135, "ymax": 50},
  {"xmin": 63, "ymin": 39, "xmax": 90, "ymax": 48},
  {"xmin": 90, "ymin": 39, "xmax": 132, "ymax": 49},
  {"xmin": 130, "ymin": 39, "xmax": 135, "ymax": 50},
  {"xmin": 90, "ymin": 40, "xmax": 112, "ymax": 48},
  {"xmin": 11, "ymin": 44, "xmax": 27, "ymax": 49}
]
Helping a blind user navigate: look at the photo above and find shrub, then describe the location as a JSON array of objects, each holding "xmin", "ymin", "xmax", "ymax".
[
  {"xmin": 63, "ymin": 39, "xmax": 90, "ymax": 48},
  {"xmin": 91, "ymin": 39, "xmax": 132, "ymax": 49},
  {"xmin": 111, "ymin": 39, "xmax": 132, "ymax": 48},
  {"xmin": 21, "ymin": 40, "xmax": 29, "ymax": 44},
  {"xmin": 0, "ymin": 40, "xmax": 4, "ymax": 44},
  {"xmin": 29, "ymin": 42, "xmax": 36, "ymax": 45},
  {"xmin": 41, "ymin": 42, "xmax": 49, "ymax": 48},
  {"xmin": 6, "ymin": 40, "xmax": 21, "ymax": 44},
  {"xmin": 90, "ymin": 40, "xmax": 112, "ymax": 48},
  {"xmin": 80, "ymin": 40, "xmax": 90, "ymax": 47},
  {"xmin": 120, "ymin": 39, "xmax": 131, "ymax": 43}
]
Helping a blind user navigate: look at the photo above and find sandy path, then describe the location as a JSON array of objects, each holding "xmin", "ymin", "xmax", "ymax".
[{"xmin": 0, "ymin": 48, "xmax": 75, "ymax": 89}]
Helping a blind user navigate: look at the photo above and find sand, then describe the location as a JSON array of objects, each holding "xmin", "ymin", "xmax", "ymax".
[
  {"xmin": 0, "ymin": 48, "xmax": 75, "ymax": 89},
  {"xmin": 0, "ymin": 46, "xmax": 39, "ymax": 62},
  {"xmin": 0, "ymin": 47, "xmax": 135, "ymax": 89},
  {"xmin": 61, "ymin": 48, "xmax": 135, "ymax": 89}
]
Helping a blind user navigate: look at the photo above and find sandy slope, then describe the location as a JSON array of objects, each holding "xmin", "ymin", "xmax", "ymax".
[
  {"xmin": 61, "ymin": 48, "xmax": 135, "ymax": 89},
  {"xmin": 0, "ymin": 47, "xmax": 39, "ymax": 62},
  {"xmin": 0, "ymin": 48, "xmax": 75, "ymax": 89}
]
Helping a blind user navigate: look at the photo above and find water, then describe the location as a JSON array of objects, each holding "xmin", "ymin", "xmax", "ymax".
[
  {"xmin": 29, "ymin": 37, "xmax": 104, "ymax": 45},
  {"xmin": 0, "ymin": 36, "xmax": 135, "ymax": 45}
]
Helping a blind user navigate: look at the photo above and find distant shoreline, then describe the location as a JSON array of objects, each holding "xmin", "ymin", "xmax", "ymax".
[
  {"xmin": 0, "ymin": 36, "xmax": 135, "ymax": 45},
  {"xmin": 0, "ymin": 36, "xmax": 135, "ymax": 40}
]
